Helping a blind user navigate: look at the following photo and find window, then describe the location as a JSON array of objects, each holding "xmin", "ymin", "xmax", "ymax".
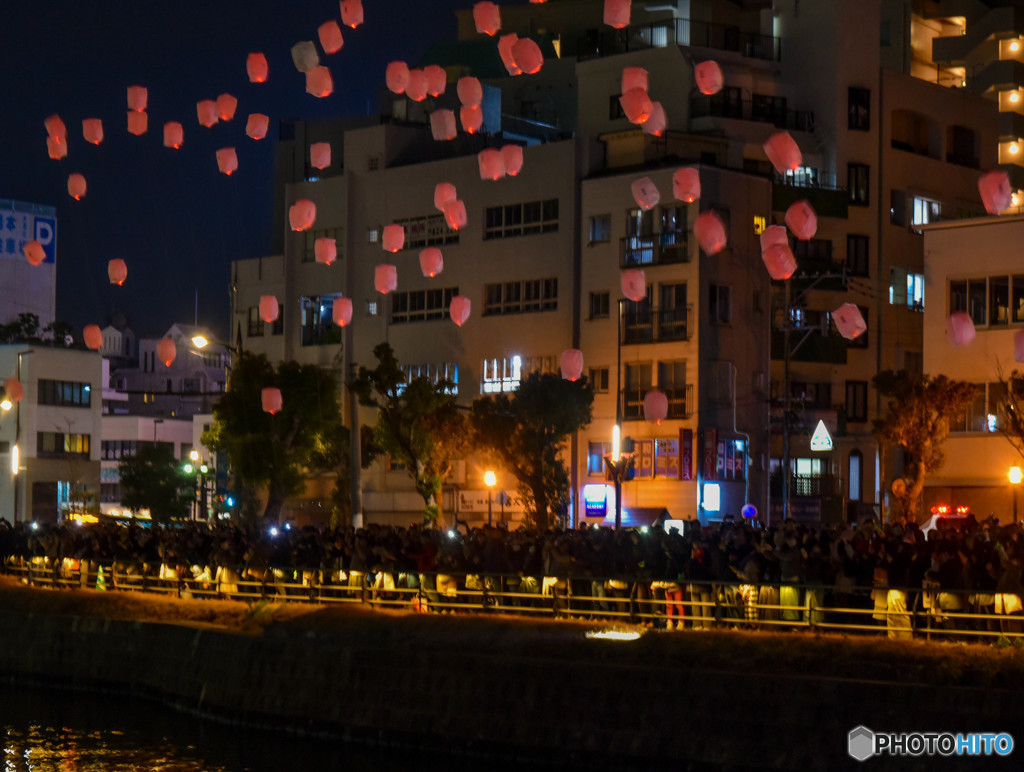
[
  {"xmin": 659, "ymin": 205, "xmax": 686, "ymax": 245},
  {"xmin": 588, "ymin": 367, "xmax": 609, "ymax": 393},
  {"xmin": 623, "ymin": 362, "xmax": 652, "ymax": 419},
  {"xmin": 890, "ymin": 189, "xmax": 906, "ymax": 226},
  {"xmin": 949, "ymin": 278, "xmax": 988, "ymax": 326},
  {"xmin": 659, "ymin": 282, "xmax": 689, "ymax": 340},
  {"xmin": 990, "ymin": 276, "xmax": 1009, "ymax": 326},
  {"xmin": 483, "ymin": 278, "xmax": 557, "ymax": 315},
  {"xmin": 391, "ymin": 287, "xmax": 459, "ymax": 323},
  {"xmin": 1014, "ymin": 276, "xmax": 1024, "ymax": 323},
  {"xmin": 848, "ymin": 451, "xmax": 863, "ymax": 501},
  {"xmin": 300, "ymin": 294, "xmax": 342, "ymax": 346},
  {"xmin": 846, "ymin": 234, "xmax": 869, "ymax": 276},
  {"xmin": 302, "ymin": 226, "xmax": 343, "ymax": 262},
  {"xmin": 482, "ymin": 356, "xmax": 522, "ymax": 393},
  {"xmin": 950, "ymin": 383, "xmax": 997, "ymax": 433},
  {"xmin": 589, "ymin": 291, "xmax": 610, "ymax": 319},
  {"xmin": 624, "ymin": 207, "xmax": 655, "ymax": 265},
  {"xmin": 848, "ymin": 163, "xmax": 869, "ymax": 205},
  {"xmin": 910, "ymin": 195, "xmax": 941, "ymax": 230},
  {"xmin": 271, "ymin": 313, "xmax": 284, "ymax": 336},
  {"xmin": 889, "ymin": 268, "xmax": 924, "ymax": 309},
  {"xmin": 848, "ymin": 87, "xmax": 870, "ymax": 130},
  {"xmin": 849, "ymin": 306, "xmax": 869, "ymax": 349},
  {"xmin": 947, "ymin": 125, "xmax": 978, "ymax": 168},
  {"xmin": 400, "ymin": 362, "xmax": 459, "ymax": 395},
  {"xmin": 588, "ymin": 441, "xmax": 610, "ymax": 475},
  {"xmin": 658, "ymin": 360, "xmax": 689, "ymax": 418},
  {"xmin": 483, "ymin": 199, "xmax": 558, "ymax": 239},
  {"xmin": 709, "ymin": 284, "xmax": 731, "ymax": 324},
  {"xmin": 589, "ymin": 214, "xmax": 611, "ymax": 243},
  {"xmin": 38, "ymin": 380, "xmax": 91, "ymax": 408},
  {"xmin": 366, "ymin": 228, "xmax": 379, "ymax": 243},
  {"xmin": 846, "ymin": 380, "xmax": 868, "ymax": 423},
  {"xmin": 395, "ymin": 213, "xmax": 459, "ymax": 249},
  {"xmin": 609, "ymin": 95, "xmax": 626, "ymax": 120},
  {"xmin": 247, "ymin": 306, "xmax": 265, "ymax": 337},
  {"xmin": 37, "ymin": 432, "xmax": 90, "ymax": 459}
]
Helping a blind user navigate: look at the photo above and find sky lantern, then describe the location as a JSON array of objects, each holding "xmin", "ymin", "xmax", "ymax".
[
  {"xmin": 197, "ymin": 100, "xmax": 219, "ymax": 128},
  {"xmin": 478, "ymin": 148, "xmax": 506, "ymax": 180},
  {"xmin": 291, "ymin": 41, "xmax": 320, "ymax": 72},
  {"xmin": 501, "ymin": 144, "xmax": 524, "ymax": 176},
  {"xmin": 785, "ymin": 200, "xmax": 817, "ymax": 240},
  {"xmin": 46, "ymin": 136, "xmax": 67, "ymax": 160},
  {"xmin": 406, "ymin": 69, "xmax": 428, "ymax": 101},
  {"xmin": 1015, "ymin": 329, "xmax": 1024, "ymax": 362},
  {"xmin": 694, "ymin": 210, "xmax": 727, "ymax": 255},
  {"xmin": 694, "ymin": 60, "xmax": 724, "ymax": 95},
  {"xmin": 424, "ymin": 64, "xmax": 447, "ymax": 97},
  {"xmin": 246, "ymin": 113, "xmax": 269, "ymax": 140},
  {"xmin": 443, "ymin": 199, "xmax": 467, "ymax": 230},
  {"xmin": 375, "ymin": 264, "xmax": 398, "ymax": 294},
  {"xmin": 621, "ymin": 67, "xmax": 648, "ymax": 93},
  {"xmin": 127, "ymin": 85, "xmax": 148, "ymax": 112},
  {"xmin": 430, "ymin": 110, "xmax": 458, "ymax": 141},
  {"xmin": 259, "ymin": 295, "xmax": 279, "ymax": 323},
  {"xmin": 83, "ymin": 325, "xmax": 103, "ymax": 351},
  {"xmin": 619, "ymin": 88, "xmax": 652, "ymax": 124},
  {"xmin": 261, "ymin": 387, "xmax": 283, "ymax": 414},
  {"xmin": 457, "ymin": 76, "xmax": 483, "ymax": 107},
  {"xmin": 473, "ymin": 2, "xmax": 501, "ymax": 35},
  {"xmin": 306, "ymin": 66, "xmax": 334, "ymax": 97},
  {"xmin": 643, "ymin": 390, "xmax": 668, "ymax": 425},
  {"xmin": 642, "ymin": 102, "xmax": 667, "ymax": 135},
  {"xmin": 216, "ymin": 93, "xmax": 238, "ymax": 121},
  {"xmin": 460, "ymin": 105, "xmax": 484, "ymax": 134},
  {"xmin": 763, "ymin": 131, "xmax": 802, "ymax": 174},
  {"xmin": 604, "ymin": 0, "xmax": 631, "ymax": 29},
  {"xmin": 759, "ymin": 224, "xmax": 789, "ymax": 251},
  {"xmin": 247, "ymin": 52, "xmax": 269, "ymax": 83},
  {"xmin": 127, "ymin": 111, "xmax": 148, "ymax": 136},
  {"xmin": 631, "ymin": 177, "xmax": 660, "ymax": 210},
  {"xmin": 67, "ymin": 173, "xmax": 87, "ymax": 200},
  {"xmin": 946, "ymin": 311, "xmax": 976, "ymax": 347},
  {"xmin": 216, "ymin": 148, "xmax": 238, "ymax": 175},
  {"xmin": 163, "ymin": 121, "xmax": 184, "ymax": 149},
  {"xmin": 621, "ymin": 268, "xmax": 646, "ymax": 301},
  {"xmin": 761, "ymin": 243, "xmax": 797, "ymax": 280},
  {"xmin": 22, "ymin": 241, "xmax": 46, "ymax": 266},
  {"xmin": 386, "ymin": 61, "xmax": 410, "ymax": 94},
  {"xmin": 419, "ymin": 247, "xmax": 444, "ymax": 277},
  {"xmin": 498, "ymin": 34, "xmax": 523, "ymax": 75},
  {"xmin": 82, "ymin": 118, "xmax": 104, "ymax": 145},
  {"xmin": 157, "ymin": 338, "xmax": 177, "ymax": 367},
  {"xmin": 832, "ymin": 303, "xmax": 866, "ymax": 341},
  {"xmin": 673, "ymin": 167, "xmax": 700, "ymax": 203},
  {"xmin": 450, "ymin": 295, "xmax": 472, "ymax": 326},
  {"xmin": 979, "ymin": 170, "xmax": 1012, "ymax": 214},
  {"xmin": 44, "ymin": 114, "xmax": 66, "ymax": 142},
  {"xmin": 434, "ymin": 182, "xmax": 457, "ymax": 211},
  {"xmin": 341, "ymin": 0, "xmax": 364, "ymax": 28},
  {"xmin": 107, "ymin": 258, "xmax": 127, "ymax": 286},
  {"xmin": 560, "ymin": 349, "xmax": 584, "ymax": 381},
  {"xmin": 318, "ymin": 20, "xmax": 344, "ymax": 54},
  {"xmin": 382, "ymin": 224, "xmax": 405, "ymax": 252},
  {"xmin": 289, "ymin": 199, "xmax": 317, "ymax": 231},
  {"xmin": 310, "ymin": 142, "xmax": 332, "ymax": 169},
  {"xmin": 333, "ymin": 296, "xmax": 353, "ymax": 326},
  {"xmin": 4, "ymin": 378, "xmax": 23, "ymax": 404},
  {"xmin": 315, "ymin": 237, "xmax": 337, "ymax": 265},
  {"xmin": 511, "ymin": 38, "xmax": 544, "ymax": 74}
]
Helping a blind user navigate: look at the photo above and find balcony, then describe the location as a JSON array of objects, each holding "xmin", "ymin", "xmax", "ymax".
[
  {"xmin": 620, "ymin": 232, "xmax": 690, "ymax": 267},
  {"xmin": 772, "ymin": 178, "xmax": 848, "ymax": 219},
  {"xmin": 575, "ymin": 18, "xmax": 781, "ymax": 63},
  {"xmin": 770, "ymin": 329, "xmax": 849, "ymax": 364},
  {"xmin": 690, "ymin": 95, "xmax": 814, "ymax": 133},
  {"xmin": 621, "ymin": 304, "xmax": 694, "ymax": 344},
  {"xmin": 621, "ymin": 384, "xmax": 694, "ymax": 421}
]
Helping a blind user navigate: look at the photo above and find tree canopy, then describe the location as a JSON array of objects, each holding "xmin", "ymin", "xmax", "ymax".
[
  {"xmin": 0, "ymin": 313, "xmax": 73, "ymax": 346},
  {"xmin": 118, "ymin": 444, "xmax": 193, "ymax": 523}
]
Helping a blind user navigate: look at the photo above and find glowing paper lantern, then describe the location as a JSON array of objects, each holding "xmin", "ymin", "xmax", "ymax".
[
  {"xmin": 319, "ymin": 20, "xmax": 344, "ymax": 54},
  {"xmin": 457, "ymin": 76, "xmax": 483, "ymax": 107},
  {"xmin": 127, "ymin": 111, "xmax": 148, "ymax": 136},
  {"xmin": 694, "ymin": 60, "xmax": 723, "ymax": 95},
  {"xmin": 673, "ymin": 167, "xmax": 700, "ymax": 203},
  {"xmin": 44, "ymin": 114, "xmax": 66, "ymax": 141},
  {"xmin": 67, "ymin": 173, "xmax": 87, "ymax": 200},
  {"xmin": 289, "ymin": 199, "xmax": 317, "ymax": 231},
  {"xmin": 197, "ymin": 100, "xmax": 219, "ymax": 128},
  {"xmin": 127, "ymin": 85, "xmax": 148, "ymax": 112},
  {"xmin": 386, "ymin": 61, "xmax": 410, "ymax": 94},
  {"xmin": 107, "ymin": 259, "xmax": 127, "ymax": 286},
  {"xmin": 443, "ymin": 200, "xmax": 467, "ymax": 231},
  {"xmin": 341, "ymin": 0, "xmax": 364, "ymax": 28},
  {"xmin": 473, "ymin": 1, "xmax": 501, "ymax": 35},
  {"xmin": 382, "ymin": 224, "xmax": 405, "ymax": 253},
  {"xmin": 333, "ymin": 296, "xmax": 352, "ymax": 326},
  {"xmin": 1015, "ymin": 329, "xmax": 1024, "ymax": 362},
  {"xmin": 82, "ymin": 118, "xmax": 104, "ymax": 145},
  {"xmin": 375, "ymin": 264, "xmax": 398, "ymax": 294},
  {"xmin": 946, "ymin": 311, "xmax": 976, "ymax": 347},
  {"xmin": 4, "ymin": 378, "xmax": 23, "ymax": 404},
  {"xmin": 83, "ymin": 325, "xmax": 103, "ymax": 351},
  {"xmin": 22, "ymin": 241, "xmax": 46, "ymax": 266},
  {"xmin": 694, "ymin": 210, "xmax": 727, "ymax": 255},
  {"xmin": 216, "ymin": 147, "xmax": 238, "ymax": 175},
  {"xmin": 785, "ymin": 200, "xmax": 818, "ymax": 241},
  {"xmin": 156, "ymin": 338, "xmax": 177, "ymax": 367},
  {"xmin": 419, "ymin": 247, "xmax": 444, "ymax": 277},
  {"xmin": 291, "ymin": 41, "xmax": 320, "ymax": 73},
  {"xmin": 216, "ymin": 93, "xmax": 238, "ymax": 121},
  {"xmin": 406, "ymin": 69, "xmax": 428, "ymax": 101},
  {"xmin": 621, "ymin": 269, "xmax": 647, "ymax": 301},
  {"xmin": 643, "ymin": 390, "xmax": 668, "ymax": 425},
  {"xmin": 761, "ymin": 243, "xmax": 797, "ymax": 280},
  {"xmin": 450, "ymin": 295, "xmax": 472, "ymax": 326},
  {"xmin": 259, "ymin": 295, "xmax": 279, "ymax": 323},
  {"xmin": 430, "ymin": 110, "xmax": 457, "ymax": 141},
  {"xmin": 46, "ymin": 137, "xmax": 67, "ymax": 160},
  {"xmin": 511, "ymin": 38, "xmax": 543, "ymax": 74},
  {"xmin": 424, "ymin": 64, "xmax": 447, "ymax": 97},
  {"xmin": 262, "ymin": 387, "xmax": 282, "ymax": 414},
  {"xmin": 163, "ymin": 122, "xmax": 184, "ymax": 149},
  {"xmin": 460, "ymin": 105, "xmax": 483, "ymax": 134},
  {"xmin": 642, "ymin": 103, "xmax": 666, "ymax": 136},
  {"xmin": 763, "ymin": 131, "xmax": 802, "ymax": 174},
  {"xmin": 478, "ymin": 148, "xmax": 506, "ymax": 180},
  {"xmin": 631, "ymin": 177, "xmax": 660, "ymax": 210},
  {"xmin": 979, "ymin": 170, "xmax": 1012, "ymax": 215},
  {"xmin": 247, "ymin": 52, "xmax": 269, "ymax": 83},
  {"xmin": 306, "ymin": 66, "xmax": 334, "ymax": 98},
  {"xmin": 310, "ymin": 142, "xmax": 332, "ymax": 169},
  {"xmin": 434, "ymin": 182, "xmax": 458, "ymax": 211},
  {"xmin": 498, "ymin": 34, "xmax": 522, "ymax": 76},
  {"xmin": 246, "ymin": 113, "xmax": 269, "ymax": 140},
  {"xmin": 759, "ymin": 224, "xmax": 789, "ymax": 251},
  {"xmin": 501, "ymin": 144, "xmax": 524, "ymax": 176},
  {"xmin": 619, "ymin": 88, "xmax": 653, "ymax": 124},
  {"xmin": 315, "ymin": 237, "xmax": 337, "ymax": 265},
  {"xmin": 604, "ymin": 0, "xmax": 631, "ymax": 29},
  {"xmin": 560, "ymin": 349, "xmax": 584, "ymax": 381},
  {"xmin": 832, "ymin": 303, "xmax": 866, "ymax": 341},
  {"xmin": 621, "ymin": 67, "xmax": 648, "ymax": 93}
]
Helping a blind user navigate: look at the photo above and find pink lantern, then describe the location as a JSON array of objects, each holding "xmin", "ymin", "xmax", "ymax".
[
  {"xmin": 247, "ymin": 52, "xmax": 269, "ymax": 83},
  {"xmin": 643, "ymin": 390, "xmax": 669, "ymax": 425},
  {"xmin": 157, "ymin": 338, "xmax": 177, "ymax": 367},
  {"xmin": 946, "ymin": 312, "xmax": 976, "ymax": 347},
  {"xmin": 67, "ymin": 173, "xmax": 87, "ymax": 200},
  {"xmin": 621, "ymin": 268, "xmax": 647, "ymax": 301},
  {"xmin": 457, "ymin": 76, "xmax": 483, "ymax": 107},
  {"xmin": 259, "ymin": 295, "xmax": 279, "ymax": 323},
  {"xmin": 216, "ymin": 147, "xmax": 238, "ymax": 176},
  {"xmin": 785, "ymin": 200, "xmax": 817, "ymax": 241},
  {"xmin": 978, "ymin": 170, "xmax": 1012, "ymax": 215},
  {"xmin": 163, "ymin": 122, "xmax": 184, "ymax": 149},
  {"xmin": 694, "ymin": 210, "xmax": 727, "ymax": 255},
  {"xmin": 473, "ymin": 1, "xmax": 501, "ymax": 35},
  {"xmin": 197, "ymin": 100, "xmax": 219, "ymax": 128},
  {"xmin": 621, "ymin": 67, "xmax": 648, "ymax": 93},
  {"xmin": 375, "ymin": 264, "xmax": 398, "ymax": 294},
  {"xmin": 318, "ymin": 20, "xmax": 344, "ymax": 54},
  {"xmin": 619, "ymin": 88, "xmax": 652, "ymax": 124},
  {"xmin": 642, "ymin": 103, "xmax": 667, "ymax": 136},
  {"xmin": 761, "ymin": 243, "xmax": 797, "ymax": 281},
  {"xmin": 604, "ymin": 0, "xmax": 631, "ymax": 29},
  {"xmin": 261, "ymin": 387, "xmax": 283, "ymax": 415},
  {"xmin": 127, "ymin": 111, "xmax": 148, "ymax": 136},
  {"xmin": 478, "ymin": 148, "xmax": 506, "ymax": 180},
  {"xmin": 501, "ymin": 144, "xmax": 524, "ymax": 176},
  {"xmin": 22, "ymin": 241, "xmax": 46, "ymax": 266},
  {"xmin": 386, "ymin": 61, "xmax": 410, "ymax": 94},
  {"xmin": 291, "ymin": 41, "xmax": 320, "ymax": 73},
  {"xmin": 434, "ymin": 182, "xmax": 458, "ymax": 211},
  {"xmin": 382, "ymin": 224, "xmax": 405, "ymax": 252},
  {"xmin": 560, "ymin": 349, "xmax": 584, "ymax": 381},
  {"xmin": 44, "ymin": 114, "xmax": 66, "ymax": 141},
  {"xmin": 460, "ymin": 105, "xmax": 484, "ymax": 134},
  {"xmin": 672, "ymin": 167, "xmax": 700, "ymax": 203},
  {"xmin": 430, "ymin": 110, "xmax": 457, "ymax": 141},
  {"xmin": 341, "ymin": 0, "xmax": 364, "ymax": 28},
  {"xmin": 759, "ymin": 224, "xmax": 789, "ymax": 251},
  {"xmin": 107, "ymin": 259, "xmax": 127, "ymax": 286},
  {"xmin": 498, "ymin": 34, "xmax": 522, "ymax": 76},
  {"xmin": 310, "ymin": 142, "xmax": 332, "ymax": 169},
  {"xmin": 82, "ymin": 118, "xmax": 104, "ymax": 145},
  {"xmin": 694, "ymin": 60, "xmax": 723, "ymax": 95},
  {"xmin": 631, "ymin": 177, "xmax": 660, "ymax": 210},
  {"xmin": 315, "ymin": 237, "xmax": 337, "ymax": 265},
  {"xmin": 443, "ymin": 200, "xmax": 468, "ymax": 231},
  {"xmin": 1015, "ymin": 329, "xmax": 1024, "ymax": 362},
  {"xmin": 4, "ymin": 378, "xmax": 23, "ymax": 404},
  {"xmin": 333, "ymin": 296, "xmax": 353, "ymax": 326},
  {"xmin": 216, "ymin": 93, "xmax": 238, "ymax": 121},
  {"xmin": 450, "ymin": 295, "xmax": 472, "ymax": 326},
  {"xmin": 420, "ymin": 247, "xmax": 444, "ymax": 277},
  {"xmin": 832, "ymin": 303, "xmax": 866, "ymax": 341},
  {"xmin": 511, "ymin": 38, "xmax": 544, "ymax": 74},
  {"xmin": 424, "ymin": 64, "xmax": 447, "ymax": 97},
  {"xmin": 763, "ymin": 131, "xmax": 802, "ymax": 174},
  {"xmin": 127, "ymin": 85, "xmax": 148, "ymax": 112},
  {"xmin": 306, "ymin": 66, "xmax": 334, "ymax": 98},
  {"xmin": 46, "ymin": 137, "xmax": 67, "ymax": 160},
  {"xmin": 83, "ymin": 325, "xmax": 103, "ymax": 351},
  {"xmin": 406, "ymin": 69, "xmax": 428, "ymax": 101},
  {"xmin": 289, "ymin": 200, "xmax": 317, "ymax": 231},
  {"xmin": 246, "ymin": 113, "xmax": 269, "ymax": 140}
]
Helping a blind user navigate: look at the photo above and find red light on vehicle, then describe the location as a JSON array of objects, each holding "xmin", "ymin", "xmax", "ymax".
[
  {"xmin": 956, "ymin": 505, "xmax": 970, "ymax": 514},
  {"xmin": 931, "ymin": 504, "xmax": 949, "ymax": 515}
]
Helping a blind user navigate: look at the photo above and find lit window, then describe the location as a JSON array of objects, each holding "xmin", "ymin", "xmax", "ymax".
[{"xmin": 481, "ymin": 355, "xmax": 522, "ymax": 393}]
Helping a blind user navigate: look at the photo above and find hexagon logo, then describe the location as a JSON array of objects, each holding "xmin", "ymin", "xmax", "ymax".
[{"xmin": 848, "ymin": 726, "xmax": 875, "ymax": 762}]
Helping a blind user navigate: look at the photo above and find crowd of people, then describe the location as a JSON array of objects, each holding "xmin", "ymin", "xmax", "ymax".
[{"xmin": 1, "ymin": 512, "xmax": 1023, "ymax": 638}]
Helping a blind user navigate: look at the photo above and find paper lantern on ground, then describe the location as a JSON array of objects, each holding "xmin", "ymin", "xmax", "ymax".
[
  {"xmin": 107, "ymin": 259, "xmax": 127, "ymax": 286},
  {"xmin": 386, "ymin": 61, "xmax": 410, "ymax": 94},
  {"xmin": 832, "ymin": 303, "xmax": 866, "ymax": 341},
  {"xmin": 216, "ymin": 148, "xmax": 238, "ymax": 175},
  {"xmin": 44, "ymin": 114, "xmax": 66, "ymax": 141},
  {"xmin": 127, "ymin": 85, "xmax": 148, "ymax": 112},
  {"xmin": 621, "ymin": 67, "xmax": 648, "ymax": 94},
  {"xmin": 473, "ymin": 2, "xmax": 501, "ymax": 35},
  {"xmin": 457, "ymin": 76, "xmax": 483, "ymax": 107},
  {"xmin": 434, "ymin": 182, "xmax": 457, "ymax": 211},
  {"xmin": 82, "ymin": 118, "xmax": 104, "ymax": 145},
  {"xmin": 341, "ymin": 0, "xmax": 364, "ymax": 28},
  {"xmin": 759, "ymin": 224, "xmax": 789, "ymax": 251},
  {"xmin": 430, "ymin": 110, "xmax": 457, "ymax": 141},
  {"xmin": 67, "ymin": 173, "xmax": 87, "ymax": 200},
  {"xmin": 450, "ymin": 295, "xmax": 471, "ymax": 326},
  {"xmin": 310, "ymin": 142, "xmax": 332, "ymax": 169},
  {"xmin": 501, "ymin": 144, "xmax": 524, "ymax": 176},
  {"xmin": 460, "ymin": 105, "xmax": 483, "ymax": 134},
  {"xmin": 672, "ymin": 167, "xmax": 700, "ymax": 203},
  {"xmin": 406, "ymin": 69, "xmax": 428, "ymax": 101},
  {"xmin": 785, "ymin": 200, "xmax": 817, "ymax": 241},
  {"xmin": 289, "ymin": 199, "xmax": 317, "ymax": 231},
  {"xmin": 694, "ymin": 60, "xmax": 723, "ymax": 95},
  {"xmin": 979, "ymin": 170, "xmax": 1012, "ymax": 215},
  {"xmin": 127, "ymin": 111, "xmax": 148, "ymax": 136},
  {"xmin": 1015, "ymin": 329, "xmax": 1024, "ymax": 362},
  {"xmin": 22, "ymin": 241, "xmax": 46, "ymax": 266},
  {"xmin": 642, "ymin": 102, "xmax": 666, "ymax": 136},
  {"xmin": 560, "ymin": 349, "xmax": 584, "ymax": 381},
  {"xmin": 604, "ymin": 0, "xmax": 631, "ymax": 29},
  {"xmin": 443, "ymin": 200, "xmax": 467, "ymax": 231},
  {"xmin": 511, "ymin": 38, "xmax": 543, "ymax": 74},
  {"xmin": 619, "ymin": 88, "xmax": 652, "ymax": 124},
  {"xmin": 498, "ymin": 34, "xmax": 522, "ymax": 76},
  {"xmin": 197, "ymin": 100, "xmax": 219, "ymax": 128},
  {"xmin": 761, "ymin": 243, "xmax": 797, "ymax": 280},
  {"xmin": 4, "ymin": 378, "xmax": 23, "ymax": 404},
  {"xmin": 318, "ymin": 20, "xmax": 344, "ymax": 54},
  {"xmin": 694, "ymin": 210, "xmax": 727, "ymax": 255},
  {"xmin": 306, "ymin": 66, "xmax": 334, "ymax": 98},
  {"xmin": 420, "ymin": 247, "xmax": 444, "ymax": 277},
  {"xmin": 247, "ymin": 52, "xmax": 269, "ymax": 83},
  {"xmin": 83, "ymin": 325, "xmax": 103, "ymax": 351},
  {"xmin": 643, "ymin": 390, "xmax": 669, "ymax": 425},
  {"xmin": 946, "ymin": 311, "xmax": 976, "ymax": 347},
  {"xmin": 621, "ymin": 268, "xmax": 647, "ymax": 301},
  {"xmin": 763, "ymin": 131, "xmax": 802, "ymax": 174},
  {"xmin": 261, "ymin": 387, "xmax": 282, "ymax": 414},
  {"xmin": 375, "ymin": 264, "xmax": 398, "ymax": 294},
  {"xmin": 259, "ymin": 295, "xmax": 279, "ymax": 323},
  {"xmin": 246, "ymin": 113, "xmax": 269, "ymax": 140},
  {"xmin": 333, "ymin": 296, "xmax": 352, "ymax": 326},
  {"xmin": 46, "ymin": 136, "xmax": 67, "ymax": 160},
  {"xmin": 315, "ymin": 237, "xmax": 337, "ymax": 265},
  {"xmin": 291, "ymin": 41, "xmax": 320, "ymax": 73},
  {"xmin": 631, "ymin": 177, "xmax": 660, "ymax": 210},
  {"xmin": 216, "ymin": 93, "xmax": 238, "ymax": 121},
  {"xmin": 163, "ymin": 122, "xmax": 184, "ymax": 149},
  {"xmin": 478, "ymin": 148, "xmax": 506, "ymax": 180},
  {"xmin": 157, "ymin": 338, "xmax": 177, "ymax": 367},
  {"xmin": 424, "ymin": 64, "xmax": 447, "ymax": 97},
  {"xmin": 382, "ymin": 224, "xmax": 405, "ymax": 252}
]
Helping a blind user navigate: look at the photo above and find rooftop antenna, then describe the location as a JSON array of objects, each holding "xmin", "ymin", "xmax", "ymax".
[{"xmin": 194, "ymin": 289, "xmax": 198, "ymax": 326}]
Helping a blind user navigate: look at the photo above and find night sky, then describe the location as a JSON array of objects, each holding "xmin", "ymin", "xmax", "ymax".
[{"xmin": 0, "ymin": 1, "xmax": 468, "ymax": 340}]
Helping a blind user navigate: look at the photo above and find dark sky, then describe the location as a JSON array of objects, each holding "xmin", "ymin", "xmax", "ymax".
[{"xmin": 0, "ymin": 1, "xmax": 469, "ymax": 340}]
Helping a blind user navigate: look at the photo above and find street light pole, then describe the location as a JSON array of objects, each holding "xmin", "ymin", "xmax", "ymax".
[
  {"xmin": 603, "ymin": 424, "xmax": 634, "ymax": 529},
  {"xmin": 1010, "ymin": 466, "xmax": 1022, "ymax": 522},
  {"xmin": 484, "ymin": 470, "xmax": 496, "ymax": 527}
]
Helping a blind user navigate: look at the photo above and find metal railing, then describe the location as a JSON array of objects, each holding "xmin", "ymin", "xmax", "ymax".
[
  {"xmin": 620, "ymin": 234, "xmax": 690, "ymax": 268},
  {"xmin": 690, "ymin": 95, "xmax": 814, "ymax": 132},
  {"xmin": 621, "ymin": 304, "xmax": 694, "ymax": 344},
  {"xmin": 621, "ymin": 383, "xmax": 694, "ymax": 420}
]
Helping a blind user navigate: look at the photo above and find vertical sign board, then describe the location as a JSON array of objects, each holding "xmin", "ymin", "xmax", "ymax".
[
  {"xmin": 703, "ymin": 427, "xmax": 717, "ymax": 481},
  {"xmin": 679, "ymin": 428, "xmax": 693, "ymax": 481},
  {"xmin": 0, "ymin": 203, "xmax": 58, "ymax": 326},
  {"xmin": 0, "ymin": 210, "xmax": 57, "ymax": 263}
]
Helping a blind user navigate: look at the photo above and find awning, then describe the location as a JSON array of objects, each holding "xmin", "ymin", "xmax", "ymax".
[{"xmin": 601, "ymin": 507, "xmax": 670, "ymax": 528}]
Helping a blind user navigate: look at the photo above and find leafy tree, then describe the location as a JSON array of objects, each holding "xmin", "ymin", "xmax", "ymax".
[
  {"xmin": 872, "ymin": 370, "xmax": 978, "ymax": 521},
  {"xmin": 119, "ymin": 444, "xmax": 193, "ymax": 523},
  {"xmin": 995, "ymin": 370, "xmax": 1024, "ymax": 462},
  {"xmin": 471, "ymin": 371, "xmax": 593, "ymax": 529},
  {"xmin": 0, "ymin": 313, "xmax": 73, "ymax": 346},
  {"xmin": 203, "ymin": 352, "xmax": 346, "ymax": 523},
  {"xmin": 351, "ymin": 342, "xmax": 470, "ymax": 526}
]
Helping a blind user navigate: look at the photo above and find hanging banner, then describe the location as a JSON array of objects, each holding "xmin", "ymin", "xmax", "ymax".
[
  {"xmin": 680, "ymin": 428, "xmax": 693, "ymax": 481},
  {"xmin": 703, "ymin": 428, "xmax": 717, "ymax": 481}
]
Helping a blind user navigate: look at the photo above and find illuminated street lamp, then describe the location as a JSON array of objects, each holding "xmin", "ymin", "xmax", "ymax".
[
  {"xmin": 484, "ymin": 469, "xmax": 496, "ymax": 527},
  {"xmin": 603, "ymin": 424, "xmax": 634, "ymax": 529},
  {"xmin": 1010, "ymin": 466, "xmax": 1022, "ymax": 521}
]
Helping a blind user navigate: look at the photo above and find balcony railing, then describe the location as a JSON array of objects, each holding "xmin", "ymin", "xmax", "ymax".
[
  {"xmin": 621, "ymin": 384, "xmax": 694, "ymax": 420},
  {"xmin": 621, "ymin": 304, "xmax": 694, "ymax": 344},
  {"xmin": 576, "ymin": 18, "xmax": 781, "ymax": 63},
  {"xmin": 690, "ymin": 95, "xmax": 814, "ymax": 132},
  {"xmin": 620, "ymin": 233, "xmax": 690, "ymax": 267}
]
